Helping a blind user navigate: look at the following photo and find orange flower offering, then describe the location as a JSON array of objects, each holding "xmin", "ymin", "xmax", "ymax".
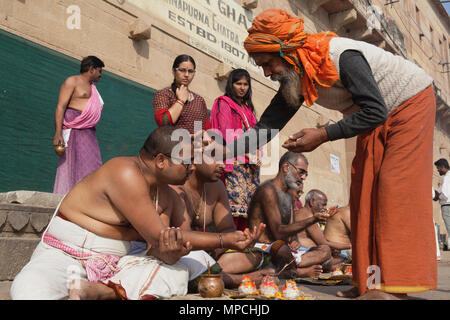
[
  {"xmin": 238, "ymin": 275, "xmax": 258, "ymax": 295},
  {"xmin": 331, "ymin": 266, "xmax": 344, "ymax": 276},
  {"xmin": 343, "ymin": 265, "xmax": 352, "ymax": 276},
  {"xmin": 327, "ymin": 206, "xmax": 339, "ymax": 216},
  {"xmin": 281, "ymin": 280, "xmax": 300, "ymax": 300},
  {"xmin": 259, "ymin": 275, "xmax": 279, "ymax": 297}
]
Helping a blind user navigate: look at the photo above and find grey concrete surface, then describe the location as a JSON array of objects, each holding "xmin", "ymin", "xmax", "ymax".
[{"xmin": 1, "ymin": 251, "xmax": 449, "ymax": 300}]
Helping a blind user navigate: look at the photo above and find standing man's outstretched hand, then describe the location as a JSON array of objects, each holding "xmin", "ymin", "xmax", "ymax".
[{"xmin": 283, "ymin": 128, "xmax": 329, "ymax": 153}]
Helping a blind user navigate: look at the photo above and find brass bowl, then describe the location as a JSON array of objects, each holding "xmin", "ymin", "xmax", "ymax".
[
  {"xmin": 54, "ymin": 144, "xmax": 66, "ymax": 156},
  {"xmin": 198, "ymin": 274, "xmax": 224, "ymax": 298}
]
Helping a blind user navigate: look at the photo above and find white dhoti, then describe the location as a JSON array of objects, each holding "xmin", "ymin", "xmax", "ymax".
[
  {"xmin": 104, "ymin": 252, "xmax": 189, "ymax": 300},
  {"xmin": 11, "ymin": 214, "xmax": 188, "ymax": 300},
  {"xmin": 130, "ymin": 242, "xmax": 218, "ymax": 281},
  {"xmin": 178, "ymin": 250, "xmax": 218, "ymax": 281}
]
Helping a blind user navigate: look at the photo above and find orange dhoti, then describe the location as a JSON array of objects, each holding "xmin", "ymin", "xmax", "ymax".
[{"xmin": 350, "ymin": 85, "xmax": 437, "ymax": 295}]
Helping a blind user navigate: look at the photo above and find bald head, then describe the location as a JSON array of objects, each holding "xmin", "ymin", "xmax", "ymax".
[
  {"xmin": 279, "ymin": 151, "xmax": 308, "ymax": 170},
  {"xmin": 305, "ymin": 189, "xmax": 327, "ymax": 206},
  {"xmin": 140, "ymin": 126, "xmax": 190, "ymax": 159}
]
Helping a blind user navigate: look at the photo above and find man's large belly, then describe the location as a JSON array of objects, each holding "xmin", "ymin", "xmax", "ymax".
[{"xmin": 59, "ymin": 208, "xmax": 140, "ymax": 241}]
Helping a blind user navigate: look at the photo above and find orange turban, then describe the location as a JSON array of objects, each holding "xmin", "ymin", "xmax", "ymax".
[{"xmin": 244, "ymin": 9, "xmax": 339, "ymax": 106}]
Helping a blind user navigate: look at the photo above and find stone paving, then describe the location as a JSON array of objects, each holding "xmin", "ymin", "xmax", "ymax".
[
  {"xmin": 1, "ymin": 250, "xmax": 449, "ymax": 300},
  {"xmin": 1, "ymin": 191, "xmax": 449, "ymax": 300}
]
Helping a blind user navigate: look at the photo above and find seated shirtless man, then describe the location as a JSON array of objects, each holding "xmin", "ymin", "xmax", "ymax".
[
  {"xmin": 247, "ymin": 151, "xmax": 331, "ymax": 279},
  {"xmin": 170, "ymin": 153, "xmax": 274, "ymax": 289},
  {"xmin": 292, "ymin": 191, "xmax": 351, "ymax": 273},
  {"xmin": 11, "ymin": 127, "xmax": 261, "ymax": 300},
  {"xmin": 323, "ymin": 205, "xmax": 352, "ymax": 272}
]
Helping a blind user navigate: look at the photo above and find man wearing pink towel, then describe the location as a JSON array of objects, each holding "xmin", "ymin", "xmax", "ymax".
[{"xmin": 53, "ymin": 56, "xmax": 105, "ymax": 194}]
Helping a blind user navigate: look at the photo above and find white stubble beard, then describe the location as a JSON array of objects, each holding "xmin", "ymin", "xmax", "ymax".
[{"xmin": 272, "ymin": 67, "xmax": 303, "ymax": 107}]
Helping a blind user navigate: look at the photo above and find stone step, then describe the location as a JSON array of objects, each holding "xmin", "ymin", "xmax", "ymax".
[
  {"xmin": 0, "ymin": 203, "xmax": 56, "ymax": 281},
  {"xmin": 0, "ymin": 237, "xmax": 40, "ymax": 281}
]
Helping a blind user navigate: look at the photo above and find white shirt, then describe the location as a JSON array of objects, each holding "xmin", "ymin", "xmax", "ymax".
[{"xmin": 438, "ymin": 171, "xmax": 450, "ymax": 206}]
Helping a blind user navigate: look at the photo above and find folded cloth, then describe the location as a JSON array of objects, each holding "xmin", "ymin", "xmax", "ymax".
[{"xmin": 43, "ymin": 232, "xmax": 120, "ymax": 282}]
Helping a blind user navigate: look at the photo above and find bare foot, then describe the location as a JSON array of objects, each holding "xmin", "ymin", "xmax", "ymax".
[
  {"xmin": 295, "ymin": 265, "xmax": 323, "ymax": 279},
  {"xmin": 222, "ymin": 267, "xmax": 276, "ymax": 288},
  {"xmin": 336, "ymin": 287, "xmax": 359, "ymax": 298},
  {"xmin": 69, "ymin": 279, "xmax": 119, "ymax": 300},
  {"xmin": 356, "ymin": 290, "xmax": 408, "ymax": 300}
]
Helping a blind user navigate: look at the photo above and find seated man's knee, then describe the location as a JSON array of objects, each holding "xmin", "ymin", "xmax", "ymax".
[
  {"xmin": 11, "ymin": 264, "xmax": 72, "ymax": 300},
  {"xmin": 219, "ymin": 252, "xmax": 263, "ymax": 274},
  {"xmin": 323, "ymin": 245, "xmax": 332, "ymax": 259},
  {"xmin": 316, "ymin": 245, "xmax": 331, "ymax": 261},
  {"xmin": 10, "ymin": 269, "xmax": 55, "ymax": 300},
  {"xmin": 271, "ymin": 244, "xmax": 292, "ymax": 266}
]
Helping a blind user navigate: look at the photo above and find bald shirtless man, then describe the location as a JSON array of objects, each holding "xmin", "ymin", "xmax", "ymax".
[
  {"xmin": 293, "ymin": 191, "xmax": 351, "ymax": 274},
  {"xmin": 11, "ymin": 127, "xmax": 260, "ymax": 300},
  {"xmin": 247, "ymin": 152, "xmax": 331, "ymax": 278},
  {"xmin": 170, "ymin": 154, "xmax": 273, "ymax": 289}
]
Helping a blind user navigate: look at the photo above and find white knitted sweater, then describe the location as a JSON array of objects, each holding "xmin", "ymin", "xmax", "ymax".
[{"xmin": 315, "ymin": 37, "xmax": 433, "ymax": 114}]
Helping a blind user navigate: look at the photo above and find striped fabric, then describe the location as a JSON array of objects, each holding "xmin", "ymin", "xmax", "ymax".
[{"xmin": 43, "ymin": 232, "xmax": 121, "ymax": 282}]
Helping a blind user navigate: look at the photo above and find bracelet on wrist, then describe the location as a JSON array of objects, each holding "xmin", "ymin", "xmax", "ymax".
[{"xmin": 176, "ymin": 99, "xmax": 185, "ymax": 106}]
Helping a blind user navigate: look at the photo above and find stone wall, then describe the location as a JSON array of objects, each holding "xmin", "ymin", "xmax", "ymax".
[{"xmin": 0, "ymin": 191, "xmax": 62, "ymax": 280}]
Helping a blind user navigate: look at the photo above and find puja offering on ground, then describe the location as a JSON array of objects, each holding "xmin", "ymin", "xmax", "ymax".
[
  {"xmin": 238, "ymin": 275, "xmax": 258, "ymax": 295},
  {"xmin": 343, "ymin": 264, "xmax": 352, "ymax": 276},
  {"xmin": 259, "ymin": 275, "xmax": 279, "ymax": 297},
  {"xmin": 281, "ymin": 280, "xmax": 301, "ymax": 300},
  {"xmin": 198, "ymin": 273, "xmax": 224, "ymax": 298},
  {"xmin": 331, "ymin": 266, "xmax": 344, "ymax": 276}
]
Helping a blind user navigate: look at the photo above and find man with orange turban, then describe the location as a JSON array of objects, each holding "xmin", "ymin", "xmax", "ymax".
[{"xmin": 226, "ymin": 8, "xmax": 437, "ymax": 299}]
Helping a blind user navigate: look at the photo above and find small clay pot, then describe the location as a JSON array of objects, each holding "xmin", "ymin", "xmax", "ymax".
[
  {"xmin": 198, "ymin": 274, "xmax": 224, "ymax": 298},
  {"xmin": 54, "ymin": 143, "xmax": 66, "ymax": 156}
]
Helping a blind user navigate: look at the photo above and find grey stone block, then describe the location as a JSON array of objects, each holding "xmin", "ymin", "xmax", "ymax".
[
  {"xmin": 30, "ymin": 212, "xmax": 50, "ymax": 233},
  {"xmin": 0, "ymin": 191, "xmax": 63, "ymax": 208},
  {"xmin": 7, "ymin": 212, "xmax": 29, "ymax": 232},
  {"xmin": 0, "ymin": 238, "xmax": 40, "ymax": 281},
  {"xmin": 0, "ymin": 204, "xmax": 54, "ymax": 237},
  {"xmin": 0, "ymin": 212, "xmax": 6, "ymax": 229}
]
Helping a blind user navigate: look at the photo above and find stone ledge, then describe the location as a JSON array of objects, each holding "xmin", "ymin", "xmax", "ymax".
[
  {"xmin": 0, "ymin": 191, "xmax": 63, "ymax": 208},
  {"xmin": 0, "ymin": 204, "xmax": 54, "ymax": 236}
]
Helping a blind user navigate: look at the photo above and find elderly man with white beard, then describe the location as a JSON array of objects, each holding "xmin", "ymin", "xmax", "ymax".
[
  {"xmin": 247, "ymin": 151, "xmax": 331, "ymax": 279},
  {"xmin": 221, "ymin": 8, "xmax": 437, "ymax": 299}
]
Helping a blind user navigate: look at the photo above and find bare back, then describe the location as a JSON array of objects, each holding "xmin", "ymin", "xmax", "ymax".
[{"xmin": 323, "ymin": 206, "xmax": 351, "ymax": 245}]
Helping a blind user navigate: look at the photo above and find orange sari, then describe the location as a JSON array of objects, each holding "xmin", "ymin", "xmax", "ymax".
[{"xmin": 350, "ymin": 85, "xmax": 437, "ymax": 295}]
